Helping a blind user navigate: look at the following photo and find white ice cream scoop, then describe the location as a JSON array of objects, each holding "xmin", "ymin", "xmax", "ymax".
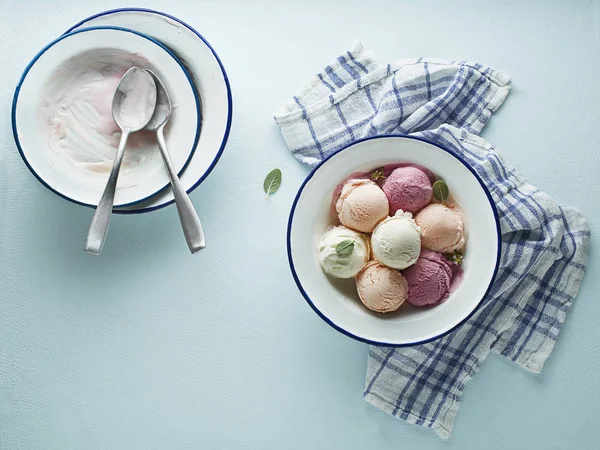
[
  {"xmin": 84, "ymin": 67, "xmax": 157, "ymax": 255},
  {"xmin": 371, "ymin": 210, "xmax": 422, "ymax": 270}
]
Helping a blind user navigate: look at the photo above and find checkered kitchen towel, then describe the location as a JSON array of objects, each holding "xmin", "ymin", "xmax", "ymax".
[{"xmin": 274, "ymin": 43, "xmax": 590, "ymax": 438}]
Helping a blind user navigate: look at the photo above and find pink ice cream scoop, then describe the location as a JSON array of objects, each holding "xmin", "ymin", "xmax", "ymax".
[
  {"xmin": 403, "ymin": 250, "xmax": 453, "ymax": 306},
  {"xmin": 382, "ymin": 166, "xmax": 433, "ymax": 214},
  {"xmin": 336, "ymin": 179, "xmax": 389, "ymax": 233},
  {"xmin": 355, "ymin": 260, "xmax": 408, "ymax": 313},
  {"xmin": 415, "ymin": 203, "xmax": 465, "ymax": 253}
]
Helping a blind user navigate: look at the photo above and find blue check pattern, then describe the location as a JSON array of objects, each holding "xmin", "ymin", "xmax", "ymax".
[{"xmin": 275, "ymin": 44, "xmax": 591, "ymax": 438}]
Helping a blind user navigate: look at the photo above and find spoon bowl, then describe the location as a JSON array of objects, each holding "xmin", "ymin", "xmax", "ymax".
[
  {"xmin": 112, "ymin": 67, "xmax": 158, "ymax": 130},
  {"xmin": 145, "ymin": 70, "xmax": 172, "ymax": 131}
]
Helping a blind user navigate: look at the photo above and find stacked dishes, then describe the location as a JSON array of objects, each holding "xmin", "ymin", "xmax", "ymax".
[{"xmin": 12, "ymin": 8, "xmax": 232, "ymax": 215}]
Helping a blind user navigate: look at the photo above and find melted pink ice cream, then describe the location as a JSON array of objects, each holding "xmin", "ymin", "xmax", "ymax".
[
  {"xmin": 40, "ymin": 49, "xmax": 156, "ymax": 181},
  {"xmin": 83, "ymin": 71, "xmax": 124, "ymax": 137}
]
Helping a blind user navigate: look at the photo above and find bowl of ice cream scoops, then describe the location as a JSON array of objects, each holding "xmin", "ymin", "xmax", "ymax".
[{"xmin": 288, "ymin": 135, "xmax": 501, "ymax": 346}]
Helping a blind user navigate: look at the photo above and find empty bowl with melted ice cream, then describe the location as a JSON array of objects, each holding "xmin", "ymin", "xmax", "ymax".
[
  {"xmin": 66, "ymin": 8, "xmax": 232, "ymax": 214},
  {"xmin": 12, "ymin": 26, "xmax": 201, "ymax": 207}
]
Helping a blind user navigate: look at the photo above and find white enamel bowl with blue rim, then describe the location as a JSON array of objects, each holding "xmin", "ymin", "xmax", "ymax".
[
  {"xmin": 288, "ymin": 135, "xmax": 501, "ymax": 346},
  {"xmin": 12, "ymin": 26, "xmax": 200, "ymax": 208},
  {"xmin": 67, "ymin": 8, "xmax": 233, "ymax": 214}
]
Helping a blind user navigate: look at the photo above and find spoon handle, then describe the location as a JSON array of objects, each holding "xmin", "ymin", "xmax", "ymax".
[
  {"xmin": 157, "ymin": 125, "xmax": 206, "ymax": 253},
  {"xmin": 84, "ymin": 130, "xmax": 130, "ymax": 255}
]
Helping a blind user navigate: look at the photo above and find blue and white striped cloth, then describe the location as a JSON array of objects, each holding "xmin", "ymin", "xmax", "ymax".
[{"xmin": 274, "ymin": 43, "xmax": 590, "ymax": 438}]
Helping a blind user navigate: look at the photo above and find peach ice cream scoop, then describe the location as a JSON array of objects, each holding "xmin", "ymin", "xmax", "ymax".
[
  {"xmin": 336, "ymin": 179, "xmax": 389, "ymax": 233},
  {"xmin": 415, "ymin": 203, "xmax": 465, "ymax": 253},
  {"xmin": 355, "ymin": 260, "xmax": 408, "ymax": 313}
]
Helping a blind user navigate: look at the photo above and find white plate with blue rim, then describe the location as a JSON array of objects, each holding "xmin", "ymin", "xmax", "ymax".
[
  {"xmin": 12, "ymin": 26, "xmax": 201, "ymax": 207},
  {"xmin": 67, "ymin": 8, "xmax": 233, "ymax": 213},
  {"xmin": 287, "ymin": 135, "xmax": 501, "ymax": 346}
]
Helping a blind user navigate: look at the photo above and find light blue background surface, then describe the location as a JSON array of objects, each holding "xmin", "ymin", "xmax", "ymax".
[{"xmin": 1, "ymin": 1, "xmax": 598, "ymax": 449}]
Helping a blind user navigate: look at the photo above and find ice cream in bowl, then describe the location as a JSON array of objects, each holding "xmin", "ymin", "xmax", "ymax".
[
  {"xmin": 12, "ymin": 26, "xmax": 200, "ymax": 208},
  {"xmin": 288, "ymin": 136, "xmax": 500, "ymax": 346}
]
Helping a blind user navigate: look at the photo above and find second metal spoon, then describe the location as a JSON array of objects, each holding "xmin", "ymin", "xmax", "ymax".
[{"xmin": 144, "ymin": 69, "xmax": 206, "ymax": 253}]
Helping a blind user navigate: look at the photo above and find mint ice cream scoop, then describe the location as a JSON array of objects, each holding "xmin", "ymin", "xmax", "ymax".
[{"xmin": 318, "ymin": 226, "xmax": 370, "ymax": 278}]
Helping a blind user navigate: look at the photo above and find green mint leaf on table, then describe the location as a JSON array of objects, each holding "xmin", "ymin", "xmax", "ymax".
[
  {"xmin": 335, "ymin": 240, "xmax": 355, "ymax": 256},
  {"xmin": 370, "ymin": 168, "xmax": 386, "ymax": 185},
  {"xmin": 432, "ymin": 180, "xmax": 449, "ymax": 204},
  {"xmin": 263, "ymin": 168, "xmax": 282, "ymax": 199}
]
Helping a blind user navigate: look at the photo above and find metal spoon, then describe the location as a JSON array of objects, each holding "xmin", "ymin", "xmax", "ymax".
[
  {"xmin": 144, "ymin": 69, "xmax": 206, "ymax": 253},
  {"xmin": 84, "ymin": 67, "xmax": 157, "ymax": 255}
]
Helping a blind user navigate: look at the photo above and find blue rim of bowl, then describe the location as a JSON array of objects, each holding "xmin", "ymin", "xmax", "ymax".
[
  {"xmin": 12, "ymin": 25, "xmax": 202, "ymax": 209},
  {"xmin": 287, "ymin": 134, "xmax": 502, "ymax": 347},
  {"xmin": 65, "ymin": 8, "xmax": 233, "ymax": 215}
]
